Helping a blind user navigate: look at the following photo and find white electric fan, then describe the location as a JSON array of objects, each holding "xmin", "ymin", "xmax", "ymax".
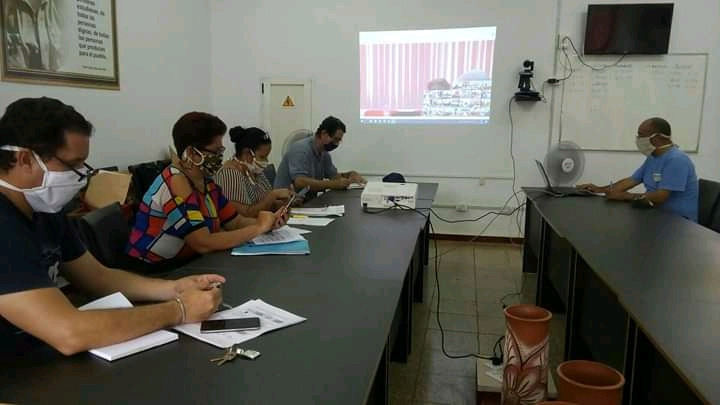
[
  {"xmin": 543, "ymin": 141, "xmax": 586, "ymax": 186},
  {"xmin": 282, "ymin": 129, "xmax": 313, "ymax": 157}
]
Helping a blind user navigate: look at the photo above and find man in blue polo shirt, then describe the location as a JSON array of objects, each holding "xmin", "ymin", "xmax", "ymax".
[
  {"xmin": 274, "ymin": 116, "xmax": 365, "ymax": 197},
  {"xmin": 578, "ymin": 117, "xmax": 699, "ymax": 222},
  {"xmin": 0, "ymin": 97, "xmax": 224, "ymax": 356}
]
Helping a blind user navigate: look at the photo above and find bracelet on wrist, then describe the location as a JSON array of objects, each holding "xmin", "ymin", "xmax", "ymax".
[{"xmin": 174, "ymin": 296, "xmax": 186, "ymax": 324}]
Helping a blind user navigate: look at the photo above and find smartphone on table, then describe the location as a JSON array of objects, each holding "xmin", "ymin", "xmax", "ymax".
[{"xmin": 200, "ymin": 317, "xmax": 261, "ymax": 333}]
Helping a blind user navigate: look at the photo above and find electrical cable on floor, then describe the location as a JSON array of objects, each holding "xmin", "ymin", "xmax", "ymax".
[{"xmin": 379, "ymin": 203, "xmax": 505, "ymax": 361}]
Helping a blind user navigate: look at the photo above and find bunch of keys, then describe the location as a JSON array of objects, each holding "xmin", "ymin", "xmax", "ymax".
[{"xmin": 210, "ymin": 344, "xmax": 261, "ymax": 366}]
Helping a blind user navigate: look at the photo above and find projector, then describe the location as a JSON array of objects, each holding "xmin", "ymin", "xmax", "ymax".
[{"xmin": 361, "ymin": 182, "xmax": 418, "ymax": 209}]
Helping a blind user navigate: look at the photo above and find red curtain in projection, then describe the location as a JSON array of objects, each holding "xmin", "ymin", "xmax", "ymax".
[{"xmin": 360, "ymin": 40, "xmax": 495, "ymax": 111}]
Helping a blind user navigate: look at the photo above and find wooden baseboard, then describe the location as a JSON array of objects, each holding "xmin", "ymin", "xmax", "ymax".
[{"xmin": 431, "ymin": 233, "xmax": 523, "ymax": 245}]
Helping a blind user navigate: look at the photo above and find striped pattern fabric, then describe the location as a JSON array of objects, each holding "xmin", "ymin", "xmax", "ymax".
[
  {"xmin": 214, "ymin": 165, "xmax": 272, "ymax": 206},
  {"xmin": 360, "ymin": 40, "xmax": 495, "ymax": 110},
  {"xmin": 126, "ymin": 166, "xmax": 237, "ymax": 263}
]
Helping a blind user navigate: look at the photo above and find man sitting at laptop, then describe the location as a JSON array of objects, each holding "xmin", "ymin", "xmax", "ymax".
[{"xmin": 577, "ymin": 117, "xmax": 698, "ymax": 222}]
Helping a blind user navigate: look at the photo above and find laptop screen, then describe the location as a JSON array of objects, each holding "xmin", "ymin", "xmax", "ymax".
[{"xmin": 534, "ymin": 159, "xmax": 554, "ymax": 189}]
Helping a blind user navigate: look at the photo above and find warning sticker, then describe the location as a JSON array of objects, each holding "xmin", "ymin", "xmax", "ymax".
[{"xmin": 282, "ymin": 96, "xmax": 295, "ymax": 107}]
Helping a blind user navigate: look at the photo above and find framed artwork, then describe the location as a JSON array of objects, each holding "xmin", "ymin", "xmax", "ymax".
[{"xmin": 0, "ymin": 0, "xmax": 119, "ymax": 89}]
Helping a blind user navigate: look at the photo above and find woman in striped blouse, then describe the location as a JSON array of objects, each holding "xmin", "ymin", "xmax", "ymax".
[{"xmin": 214, "ymin": 126, "xmax": 295, "ymax": 217}]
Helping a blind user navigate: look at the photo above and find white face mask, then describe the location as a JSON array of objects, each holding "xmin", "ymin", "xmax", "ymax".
[
  {"xmin": 0, "ymin": 146, "xmax": 89, "ymax": 213},
  {"xmin": 635, "ymin": 133, "xmax": 671, "ymax": 156},
  {"xmin": 234, "ymin": 156, "xmax": 264, "ymax": 175}
]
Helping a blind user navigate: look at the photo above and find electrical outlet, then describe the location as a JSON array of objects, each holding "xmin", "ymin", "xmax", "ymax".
[
  {"xmin": 455, "ymin": 203, "xmax": 469, "ymax": 212},
  {"xmin": 557, "ymin": 34, "xmax": 569, "ymax": 50},
  {"xmin": 478, "ymin": 178, "xmax": 486, "ymax": 186}
]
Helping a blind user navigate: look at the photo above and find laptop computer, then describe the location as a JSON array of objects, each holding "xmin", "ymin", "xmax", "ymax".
[{"xmin": 534, "ymin": 159, "xmax": 596, "ymax": 197}]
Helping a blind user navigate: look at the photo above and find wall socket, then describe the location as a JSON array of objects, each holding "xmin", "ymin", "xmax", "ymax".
[
  {"xmin": 455, "ymin": 203, "xmax": 469, "ymax": 212},
  {"xmin": 557, "ymin": 34, "xmax": 569, "ymax": 50}
]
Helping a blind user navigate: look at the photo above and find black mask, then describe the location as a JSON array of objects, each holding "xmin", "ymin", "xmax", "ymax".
[{"xmin": 324, "ymin": 143, "xmax": 338, "ymax": 152}]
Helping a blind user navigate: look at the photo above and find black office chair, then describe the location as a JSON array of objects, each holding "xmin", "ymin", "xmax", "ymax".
[
  {"xmin": 78, "ymin": 202, "xmax": 133, "ymax": 269},
  {"xmin": 698, "ymin": 179, "xmax": 720, "ymax": 227},
  {"xmin": 78, "ymin": 202, "xmax": 193, "ymax": 274}
]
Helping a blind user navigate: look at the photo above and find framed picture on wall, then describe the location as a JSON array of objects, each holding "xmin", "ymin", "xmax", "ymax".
[{"xmin": 0, "ymin": 0, "xmax": 119, "ymax": 89}]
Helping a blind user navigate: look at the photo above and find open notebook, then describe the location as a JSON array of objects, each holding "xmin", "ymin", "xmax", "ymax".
[{"xmin": 79, "ymin": 292, "xmax": 178, "ymax": 361}]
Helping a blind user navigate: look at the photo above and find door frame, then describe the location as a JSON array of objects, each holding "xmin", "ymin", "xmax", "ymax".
[{"xmin": 261, "ymin": 79, "xmax": 313, "ymax": 136}]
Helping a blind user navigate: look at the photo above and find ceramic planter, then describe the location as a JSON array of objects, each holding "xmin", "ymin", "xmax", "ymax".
[
  {"xmin": 501, "ymin": 304, "xmax": 553, "ymax": 405},
  {"xmin": 557, "ymin": 360, "xmax": 625, "ymax": 405}
]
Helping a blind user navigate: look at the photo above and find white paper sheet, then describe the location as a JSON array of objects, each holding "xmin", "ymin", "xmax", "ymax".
[
  {"xmin": 250, "ymin": 226, "xmax": 306, "ymax": 245},
  {"xmin": 174, "ymin": 299, "xmax": 306, "ymax": 349},
  {"xmin": 290, "ymin": 205, "xmax": 345, "ymax": 217},
  {"xmin": 347, "ymin": 183, "xmax": 365, "ymax": 190},
  {"xmin": 79, "ymin": 293, "xmax": 178, "ymax": 361},
  {"xmin": 286, "ymin": 226, "xmax": 311, "ymax": 235},
  {"xmin": 287, "ymin": 217, "xmax": 335, "ymax": 227}
]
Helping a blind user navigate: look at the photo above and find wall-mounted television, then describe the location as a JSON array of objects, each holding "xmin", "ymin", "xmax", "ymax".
[{"xmin": 584, "ymin": 3, "xmax": 674, "ymax": 55}]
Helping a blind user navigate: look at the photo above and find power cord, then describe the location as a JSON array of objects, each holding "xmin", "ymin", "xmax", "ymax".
[
  {"xmin": 377, "ymin": 203, "xmax": 505, "ymax": 362},
  {"xmin": 544, "ymin": 36, "xmax": 626, "ymax": 90},
  {"xmin": 431, "ymin": 191, "xmax": 526, "ymax": 260}
]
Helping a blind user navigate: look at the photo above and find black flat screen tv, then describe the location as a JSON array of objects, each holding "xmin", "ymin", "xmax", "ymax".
[{"xmin": 584, "ymin": 3, "xmax": 674, "ymax": 55}]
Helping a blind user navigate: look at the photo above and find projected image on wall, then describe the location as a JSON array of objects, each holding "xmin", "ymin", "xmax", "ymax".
[{"xmin": 359, "ymin": 27, "xmax": 496, "ymax": 125}]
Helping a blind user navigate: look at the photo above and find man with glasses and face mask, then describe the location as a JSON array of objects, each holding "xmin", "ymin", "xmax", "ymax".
[
  {"xmin": 274, "ymin": 116, "xmax": 365, "ymax": 198},
  {"xmin": 578, "ymin": 117, "xmax": 699, "ymax": 222},
  {"xmin": 0, "ymin": 98, "xmax": 224, "ymax": 357}
]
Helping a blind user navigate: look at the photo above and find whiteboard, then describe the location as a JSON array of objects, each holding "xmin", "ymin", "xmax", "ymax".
[{"xmin": 559, "ymin": 53, "xmax": 708, "ymax": 152}]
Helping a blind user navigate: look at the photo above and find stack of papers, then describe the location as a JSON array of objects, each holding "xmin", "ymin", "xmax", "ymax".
[
  {"xmin": 287, "ymin": 217, "xmax": 335, "ymax": 227},
  {"xmin": 174, "ymin": 299, "xmax": 306, "ymax": 349},
  {"xmin": 290, "ymin": 205, "xmax": 345, "ymax": 217},
  {"xmin": 79, "ymin": 293, "xmax": 178, "ymax": 361},
  {"xmin": 232, "ymin": 226, "xmax": 310, "ymax": 255}
]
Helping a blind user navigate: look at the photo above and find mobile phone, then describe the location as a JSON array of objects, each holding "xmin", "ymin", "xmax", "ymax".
[
  {"xmin": 200, "ymin": 317, "xmax": 261, "ymax": 333},
  {"xmin": 282, "ymin": 186, "xmax": 310, "ymax": 213}
]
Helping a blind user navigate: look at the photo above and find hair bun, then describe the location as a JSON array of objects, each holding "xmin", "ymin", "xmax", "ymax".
[{"xmin": 228, "ymin": 126, "xmax": 245, "ymax": 143}]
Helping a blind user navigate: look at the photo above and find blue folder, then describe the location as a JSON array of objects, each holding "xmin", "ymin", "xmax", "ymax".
[{"xmin": 231, "ymin": 239, "xmax": 310, "ymax": 256}]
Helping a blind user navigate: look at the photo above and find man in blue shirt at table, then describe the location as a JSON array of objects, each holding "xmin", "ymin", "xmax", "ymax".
[
  {"xmin": 274, "ymin": 116, "xmax": 365, "ymax": 198},
  {"xmin": 0, "ymin": 97, "xmax": 224, "ymax": 357},
  {"xmin": 578, "ymin": 117, "xmax": 699, "ymax": 222}
]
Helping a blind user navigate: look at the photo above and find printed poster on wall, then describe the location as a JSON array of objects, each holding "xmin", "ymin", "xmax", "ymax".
[{"xmin": 0, "ymin": 0, "xmax": 119, "ymax": 89}]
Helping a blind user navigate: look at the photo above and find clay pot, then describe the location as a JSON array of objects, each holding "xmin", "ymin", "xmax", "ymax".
[
  {"xmin": 501, "ymin": 304, "xmax": 553, "ymax": 405},
  {"xmin": 557, "ymin": 360, "xmax": 625, "ymax": 405}
]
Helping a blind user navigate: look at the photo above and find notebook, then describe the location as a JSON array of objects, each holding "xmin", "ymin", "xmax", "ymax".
[
  {"xmin": 231, "ymin": 239, "xmax": 310, "ymax": 256},
  {"xmin": 79, "ymin": 292, "xmax": 179, "ymax": 361}
]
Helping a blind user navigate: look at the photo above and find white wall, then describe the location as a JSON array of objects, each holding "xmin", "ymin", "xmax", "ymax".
[
  {"xmin": 209, "ymin": 0, "xmax": 720, "ymax": 237},
  {"xmin": 554, "ymin": 0, "xmax": 720, "ymax": 191},
  {"xmin": 0, "ymin": 0, "xmax": 213, "ymax": 170},
  {"xmin": 209, "ymin": 0, "xmax": 559, "ymax": 237}
]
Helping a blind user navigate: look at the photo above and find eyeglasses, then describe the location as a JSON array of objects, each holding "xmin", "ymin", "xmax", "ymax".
[{"xmin": 55, "ymin": 157, "xmax": 98, "ymax": 182}]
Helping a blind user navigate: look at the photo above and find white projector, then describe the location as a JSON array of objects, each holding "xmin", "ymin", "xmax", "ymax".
[{"xmin": 361, "ymin": 181, "xmax": 418, "ymax": 209}]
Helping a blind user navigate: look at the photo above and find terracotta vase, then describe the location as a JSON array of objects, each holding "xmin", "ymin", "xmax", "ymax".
[
  {"xmin": 557, "ymin": 360, "xmax": 625, "ymax": 405},
  {"xmin": 501, "ymin": 304, "xmax": 553, "ymax": 405}
]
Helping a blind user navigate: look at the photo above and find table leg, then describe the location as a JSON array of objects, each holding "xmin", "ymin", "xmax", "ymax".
[
  {"xmin": 413, "ymin": 233, "xmax": 424, "ymax": 303},
  {"xmin": 391, "ymin": 268, "xmax": 412, "ymax": 362},
  {"xmin": 368, "ymin": 340, "xmax": 389, "ymax": 405}
]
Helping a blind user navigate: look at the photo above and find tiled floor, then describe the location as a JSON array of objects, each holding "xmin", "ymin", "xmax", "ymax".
[{"xmin": 389, "ymin": 241, "xmax": 560, "ymax": 405}]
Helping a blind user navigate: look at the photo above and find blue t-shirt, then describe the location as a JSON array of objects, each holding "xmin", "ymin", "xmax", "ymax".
[
  {"xmin": 0, "ymin": 193, "xmax": 86, "ymax": 352},
  {"xmin": 631, "ymin": 146, "xmax": 699, "ymax": 222},
  {"xmin": 274, "ymin": 137, "xmax": 338, "ymax": 195}
]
